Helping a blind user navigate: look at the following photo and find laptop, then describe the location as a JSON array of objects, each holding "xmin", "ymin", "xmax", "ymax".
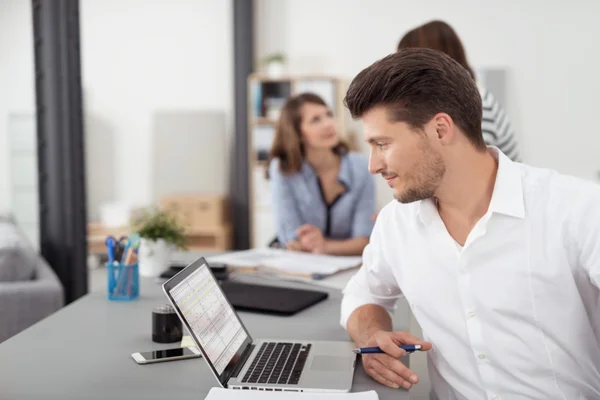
[{"xmin": 162, "ymin": 257, "xmax": 357, "ymax": 393}]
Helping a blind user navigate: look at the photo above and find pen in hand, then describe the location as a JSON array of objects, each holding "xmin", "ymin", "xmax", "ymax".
[{"xmin": 352, "ymin": 344, "xmax": 422, "ymax": 354}]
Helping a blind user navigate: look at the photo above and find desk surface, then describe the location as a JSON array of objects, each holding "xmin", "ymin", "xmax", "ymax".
[{"xmin": 0, "ymin": 274, "xmax": 411, "ymax": 400}]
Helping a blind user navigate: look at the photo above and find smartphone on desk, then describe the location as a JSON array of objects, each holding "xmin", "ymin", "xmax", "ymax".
[{"xmin": 131, "ymin": 346, "xmax": 202, "ymax": 365}]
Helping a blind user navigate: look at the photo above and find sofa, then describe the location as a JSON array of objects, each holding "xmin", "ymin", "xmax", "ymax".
[{"xmin": 0, "ymin": 214, "xmax": 64, "ymax": 343}]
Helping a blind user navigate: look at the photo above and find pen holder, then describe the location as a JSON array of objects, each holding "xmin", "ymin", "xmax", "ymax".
[{"xmin": 107, "ymin": 262, "xmax": 139, "ymax": 301}]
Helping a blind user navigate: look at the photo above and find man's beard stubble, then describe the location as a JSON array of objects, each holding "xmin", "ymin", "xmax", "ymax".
[{"xmin": 394, "ymin": 143, "xmax": 446, "ymax": 204}]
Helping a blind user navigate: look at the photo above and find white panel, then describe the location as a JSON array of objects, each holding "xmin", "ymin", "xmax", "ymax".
[
  {"xmin": 477, "ymin": 68, "xmax": 507, "ymax": 110},
  {"xmin": 152, "ymin": 110, "xmax": 227, "ymax": 200},
  {"xmin": 9, "ymin": 154, "xmax": 37, "ymax": 188},
  {"xmin": 11, "ymin": 190, "xmax": 38, "ymax": 225},
  {"xmin": 252, "ymin": 167, "xmax": 272, "ymax": 208},
  {"xmin": 7, "ymin": 114, "xmax": 36, "ymax": 151},
  {"xmin": 252, "ymin": 209, "xmax": 276, "ymax": 249},
  {"xmin": 6, "ymin": 112, "xmax": 39, "ymax": 248}
]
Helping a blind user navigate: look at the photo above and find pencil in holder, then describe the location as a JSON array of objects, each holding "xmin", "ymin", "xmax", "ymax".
[{"xmin": 107, "ymin": 262, "xmax": 139, "ymax": 301}]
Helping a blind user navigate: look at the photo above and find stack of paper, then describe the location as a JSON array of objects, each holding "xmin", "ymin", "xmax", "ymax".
[
  {"xmin": 206, "ymin": 249, "xmax": 362, "ymax": 278},
  {"xmin": 204, "ymin": 388, "xmax": 378, "ymax": 400}
]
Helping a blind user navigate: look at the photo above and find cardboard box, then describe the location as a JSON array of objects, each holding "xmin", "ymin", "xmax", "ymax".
[
  {"xmin": 160, "ymin": 195, "xmax": 229, "ymax": 228},
  {"xmin": 185, "ymin": 224, "xmax": 232, "ymax": 251},
  {"xmin": 188, "ymin": 195, "xmax": 228, "ymax": 227},
  {"xmin": 160, "ymin": 197, "xmax": 193, "ymax": 227}
]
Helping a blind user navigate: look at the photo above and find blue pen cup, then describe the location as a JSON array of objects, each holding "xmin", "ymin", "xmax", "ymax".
[{"xmin": 107, "ymin": 262, "xmax": 139, "ymax": 301}]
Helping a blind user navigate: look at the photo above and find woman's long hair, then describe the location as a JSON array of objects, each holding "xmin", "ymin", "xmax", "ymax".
[
  {"xmin": 266, "ymin": 92, "xmax": 348, "ymax": 178},
  {"xmin": 398, "ymin": 20, "xmax": 475, "ymax": 79}
]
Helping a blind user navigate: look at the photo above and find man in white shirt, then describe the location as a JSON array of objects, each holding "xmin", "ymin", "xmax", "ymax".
[{"xmin": 341, "ymin": 48, "xmax": 600, "ymax": 399}]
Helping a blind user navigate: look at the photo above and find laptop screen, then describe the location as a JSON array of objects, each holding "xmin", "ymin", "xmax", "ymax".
[{"xmin": 167, "ymin": 262, "xmax": 249, "ymax": 376}]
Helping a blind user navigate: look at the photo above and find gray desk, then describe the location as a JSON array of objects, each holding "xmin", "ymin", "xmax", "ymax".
[{"xmin": 0, "ymin": 274, "xmax": 411, "ymax": 399}]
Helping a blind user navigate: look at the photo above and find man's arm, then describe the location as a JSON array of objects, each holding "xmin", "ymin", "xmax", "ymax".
[
  {"xmin": 339, "ymin": 216, "xmax": 402, "ymax": 330},
  {"xmin": 340, "ymin": 215, "xmax": 431, "ymax": 390},
  {"xmin": 341, "ymin": 263, "xmax": 431, "ymax": 390},
  {"xmin": 346, "ymin": 304, "xmax": 393, "ymax": 347}
]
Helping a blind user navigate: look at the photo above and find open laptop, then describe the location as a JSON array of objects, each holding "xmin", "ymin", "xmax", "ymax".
[{"xmin": 162, "ymin": 257, "xmax": 356, "ymax": 393}]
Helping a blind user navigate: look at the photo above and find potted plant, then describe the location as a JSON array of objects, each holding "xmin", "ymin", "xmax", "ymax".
[
  {"xmin": 131, "ymin": 207, "xmax": 186, "ymax": 277},
  {"xmin": 260, "ymin": 52, "xmax": 286, "ymax": 77}
]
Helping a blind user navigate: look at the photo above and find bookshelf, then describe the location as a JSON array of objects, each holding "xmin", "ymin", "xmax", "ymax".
[{"xmin": 247, "ymin": 73, "xmax": 355, "ymax": 248}]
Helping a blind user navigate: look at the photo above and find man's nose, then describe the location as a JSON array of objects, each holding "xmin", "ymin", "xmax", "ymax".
[{"xmin": 368, "ymin": 150, "xmax": 384, "ymax": 175}]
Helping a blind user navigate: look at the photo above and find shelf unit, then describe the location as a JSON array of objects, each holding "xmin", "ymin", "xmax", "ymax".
[{"xmin": 247, "ymin": 73, "xmax": 354, "ymax": 248}]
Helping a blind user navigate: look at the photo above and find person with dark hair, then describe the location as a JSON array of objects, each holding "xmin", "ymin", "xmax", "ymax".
[
  {"xmin": 398, "ymin": 20, "xmax": 521, "ymax": 162},
  {"xmin": 267, "ymin": 93, "xmax": 376, "ymax": 256},
  {"xmin": 340, "ymin": 48, "xmax": 600, "ymax": 398}
]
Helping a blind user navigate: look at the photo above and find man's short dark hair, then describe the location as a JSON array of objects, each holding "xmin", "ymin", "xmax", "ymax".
[{"xmin": 344, "ymin": 48, "xmax": 485, "ymax": 150}]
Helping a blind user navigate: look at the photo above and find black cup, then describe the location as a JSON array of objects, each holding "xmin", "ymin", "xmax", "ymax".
[{"xmin": 152, "ymin": 304, "xmax": 183, "ymax": 343}]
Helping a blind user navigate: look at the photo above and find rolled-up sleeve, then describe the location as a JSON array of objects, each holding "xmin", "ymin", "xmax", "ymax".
[
  {"xmin": 340, "ymin": 214, "xmax": 403, "ymax": 330},
  {"xmin": 351, "ymin": 172, "xmax": 376, "ymax": 238},
  {"xmin": 269, "ymin": 159, "xmax": 303, "ymax": 244}
]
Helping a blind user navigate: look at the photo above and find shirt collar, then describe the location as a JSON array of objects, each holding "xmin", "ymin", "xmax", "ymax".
[
  {"xmin": 487, "ymin": 147, "xmax": 525, "ymax": 218},
  {"xmin": 302, "ymin": 153, "xmax": 352, "ymax": 189},
  {"xmin": 418, "ymin": 146, "xmax": 525, "ymax": 225}
]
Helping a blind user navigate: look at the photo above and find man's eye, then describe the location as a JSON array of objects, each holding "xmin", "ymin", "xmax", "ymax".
[{"xmin": 377, "ymin": 143, "xmax": 387, "ymax": 149}]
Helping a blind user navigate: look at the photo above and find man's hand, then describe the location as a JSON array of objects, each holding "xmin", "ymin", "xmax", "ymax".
[
  {"xmin": 361, "ymin": 330, "xmax": 432, "ymax": 390},
  {"xmin": 296, "ymin": 224, "xmax": 326, "ymax": 253}
]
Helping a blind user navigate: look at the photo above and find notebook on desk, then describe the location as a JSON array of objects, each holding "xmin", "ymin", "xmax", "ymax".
[{"xmin": 206, "ymin": 249, "xmax": 362, "ymax": 280}]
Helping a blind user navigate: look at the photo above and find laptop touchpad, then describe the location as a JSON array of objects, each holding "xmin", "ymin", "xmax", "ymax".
[{"xmin": 310, "ymin": 356, "xmax": 351, "ymax": 371}]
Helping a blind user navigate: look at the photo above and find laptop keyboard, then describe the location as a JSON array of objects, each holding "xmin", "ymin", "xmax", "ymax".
[{"xmin": 242, "ymin": 342, "xmax": 312, "ymax": 385}]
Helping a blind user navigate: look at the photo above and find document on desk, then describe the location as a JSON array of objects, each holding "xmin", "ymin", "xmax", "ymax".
[
  {"xmin": 204, "ymin": 388, "xmax": 378, "ymax": 399},
  {"xmin": 206, "ymin": 248, "xmax": 362, "ymax": 277}
]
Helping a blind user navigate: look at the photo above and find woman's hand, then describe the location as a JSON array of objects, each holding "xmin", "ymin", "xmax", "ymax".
[
  {"xmin": 296, "ymin": 224, "xmax": 326, "ymax": 253},
  {"xmin": 285, "ymin": 240, "xmax": 303, "ymax": 251}
]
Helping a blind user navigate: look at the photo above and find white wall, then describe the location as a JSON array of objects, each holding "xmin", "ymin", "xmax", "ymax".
[
  {"xmin": 0, "ymin": 0, "xmax": 233, "ymax": 222},
  {"xmin": 80, "ymin": 0, "xmax": 233, "ymax": 220},
  {"xmin": 256, "ymin": 0, "xmax": 600, "ymax": 207},
  {"xmin": 0, "ymin": 0, "xmax": 36, "ymax": 212}
]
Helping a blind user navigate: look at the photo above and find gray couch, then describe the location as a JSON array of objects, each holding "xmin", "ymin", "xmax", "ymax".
[{"xmin": 0, "ymin": 215, "xmax": 64, "ymax": 343}]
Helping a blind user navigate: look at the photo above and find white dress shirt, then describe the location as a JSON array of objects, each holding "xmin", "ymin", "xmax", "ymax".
[{"xmin": 341, "ymin": 149, "xmax": 600, "ymax": 399}]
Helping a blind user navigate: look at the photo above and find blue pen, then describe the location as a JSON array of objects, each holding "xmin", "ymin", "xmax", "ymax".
[
  {"xmin": 105, "ymin": 236, "xmax": 117, "ymax": 264},
  {"xmin": 352, "ymin": 344, "xmax": 422, "ymax": 354}
]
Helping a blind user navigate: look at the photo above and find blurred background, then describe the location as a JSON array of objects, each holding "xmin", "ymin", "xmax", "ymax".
[
  {"xmin": 1, "ymin": 1, "xmax": 599, "ymax": 392},
  {"xmin": 3, "ymin": 0, "xmax": 599, "ymax": 248}
]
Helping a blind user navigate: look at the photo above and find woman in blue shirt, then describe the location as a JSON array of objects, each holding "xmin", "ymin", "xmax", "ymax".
[{"xmin": 267, "ymin": 93, "xmax": 376, "ymax": 256}]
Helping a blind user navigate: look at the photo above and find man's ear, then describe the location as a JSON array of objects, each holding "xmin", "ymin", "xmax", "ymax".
[{"xmin": 433, "ymin": 113, "xmax": 454, "ymax": 145}]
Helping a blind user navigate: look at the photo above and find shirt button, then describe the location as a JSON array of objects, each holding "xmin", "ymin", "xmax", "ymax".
[
  {"xmin": 490, "ymin": 396, "xmax": 498, "ymax": 400},
  {"xmin": 467, "ymin": 311, "xmax": 476, "ymax": 318},
  {"xmin": 478, "ymin": 353, "xmax": 486, "ymax": 360}
]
